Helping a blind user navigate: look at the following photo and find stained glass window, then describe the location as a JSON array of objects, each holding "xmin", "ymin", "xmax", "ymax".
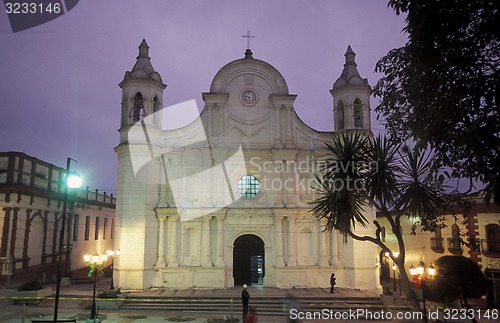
[{"xmin": 238, "ymin": 175, "xmax": 260, "ymax": 198}]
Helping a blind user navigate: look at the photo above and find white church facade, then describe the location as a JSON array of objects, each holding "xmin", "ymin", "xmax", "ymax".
[{"xmin": 114, "ymin": 39, "xmax": 381, "ymax": 293}]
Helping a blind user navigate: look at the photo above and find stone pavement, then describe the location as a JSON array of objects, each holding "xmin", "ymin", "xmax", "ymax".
[
  {"xmin": 0, "ymin": 277, "xmax": 492, "ymax": 322},
  {"xmin": 0, "ymin": 277, "xmax": 386, "ymax": 322}
]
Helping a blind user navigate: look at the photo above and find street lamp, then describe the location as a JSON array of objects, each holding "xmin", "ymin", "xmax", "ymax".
[
  {"xmin": 84, "ymin": 252, "xmax": 108, "ymax": 321},
  {"xmin": 392, "ymin": 264, "xmax": 398, "ymax": 292},
  {"xmin": 409, "ymin": 261, "xmax": 436, "ymax": 323},
  {"xmin": 54, "ymin": 158, "xmax": 82, "ymax": 323},
  {"xmin": 106, "ymin": 249, "xmax": 120, "ymax": 290},
  {"xmin": 385, "ymin": 251, "xmax": 400, "ymax": 294}
]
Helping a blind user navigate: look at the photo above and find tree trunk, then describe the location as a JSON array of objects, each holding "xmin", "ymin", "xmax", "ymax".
[
  {"xmin": 459, "ymin": 286, "xmax": 478, "ymax": 323},
  {"xmin": 398, "ymin": 265, "xmax": 421, "ymax": 311}
]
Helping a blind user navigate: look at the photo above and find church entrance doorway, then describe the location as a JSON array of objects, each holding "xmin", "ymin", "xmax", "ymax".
[{"xmin": 233, "ymin": 234, "xmax": 264, "ymax": 286}]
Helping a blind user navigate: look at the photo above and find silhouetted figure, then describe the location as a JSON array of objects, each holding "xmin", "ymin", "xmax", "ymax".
[
  {"xmin": 330, "ymin": 273, "xmax": 336, "ymax": 293},
  {"xmin": 242, "ymin": 284, "xmax": 250, "ymax": 322},
  {"xmin": 285, "ymin": 292, "xmax": 301, "ymax": 323}
]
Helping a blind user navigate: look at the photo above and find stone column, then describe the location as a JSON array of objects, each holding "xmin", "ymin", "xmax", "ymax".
[
  {"xmin": 287, "ymin": 216, "xmax": 297, "ymax": 266},
  {"xmin": 273, "ymin": 158, "xmax": 285, "ymax": 208},
  {"xmin": 155, "ymin": 211, "xmax": 167, "ymax": 267},
  {"xmin": 157, "ymin": 157, "xmax": 169, "ymax": 208},
  {"xmin": 215, "ymin": 214, "xmax": 225, "ymax": 267},
  {"xmin": 275, "ymin": 215, "xmax": 285, "ymax": 266},
  {"xmin": 168, "ymin": 215, "xmax": 179, "ymax": 267},
  {"xmin": 329, "ymin": 230, "xmax": 341, "ymax": 266},
  {"xmin": 286, "ymin": 107, "xmax": 293, "ymax": 145},
  {"xmin": 318, "ymin": 219, "xmax": 328, "ymax": 266},
  {"xmin": 202, "ymin": 217, "xmax": 212, "ymax": 267}
]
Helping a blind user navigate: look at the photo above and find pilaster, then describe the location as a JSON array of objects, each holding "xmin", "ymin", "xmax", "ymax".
[
  {"xmin": 215, "ymin": 214, "xmax": 225, "ymax": 267},
  {"xmin": 329, "ymin": 230, "xmax": 341, "ymax": 266},
  {"xmin": 168, "ymin": 214, "xmax": 179, "ymax": 267},
  {"xmin": 275, "ymin": 215, "xmax": 285, "ymax": 266},
  {"xmin": 154, "ymin": 209, "xmax": 167, "ymax": 268},
  {"xmin": 318, "ymin": 219, "xmax": 328, "ymax": 266},
  {"xmin": 202, "ymin": 216, "xmax": 212, "ymax": 267},
  {"xmin": 287, "ymin": 215, "xmax": 297, "ymax": 266}
]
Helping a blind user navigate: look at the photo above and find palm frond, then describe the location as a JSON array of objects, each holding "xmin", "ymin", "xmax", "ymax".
[
  {"xmin": 365, "ymin": 134, "xmax": 400, "ymax": 206},
  {"xmin": 396, "ymin": 147, "xmax": 447, "ymax": 223},
  {"xmin": 310, "ymin": 132, "xmax": 371, "ymax": 236}
]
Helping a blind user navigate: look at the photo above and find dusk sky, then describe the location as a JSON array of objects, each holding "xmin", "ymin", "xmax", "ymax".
[{"xmin": 0, "ymin": 1, "xmax": 407, "ymax": 195}]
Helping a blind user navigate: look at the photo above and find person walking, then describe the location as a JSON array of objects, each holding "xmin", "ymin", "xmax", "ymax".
[
  {"xmin": 242, "ymin": 284, "xmax": 250, "ymax": 322},
  {"xmin": 330, "ymin": 273, "xmax": 336, "ymax": 294}
]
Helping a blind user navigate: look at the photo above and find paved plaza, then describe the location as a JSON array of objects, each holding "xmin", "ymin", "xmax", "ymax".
[{"xmin": 0, "ymin": 277, "xmax": 492, "ymax": 322}]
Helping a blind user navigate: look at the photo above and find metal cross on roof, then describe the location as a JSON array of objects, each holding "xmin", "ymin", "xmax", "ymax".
[{"xmin": 242, "ymin": 30, "xmax": 255, "ymax": 49}]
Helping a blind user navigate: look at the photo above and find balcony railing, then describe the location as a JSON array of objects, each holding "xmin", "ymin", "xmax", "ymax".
[
  {"xmin": 0, "ymin": 152, "xmax": 115, "ymax": 206},
  {"xmin": 481, "ymin": 239, "xmax": 500, "ymax": 258},
  {"xmin": 447, "ymin": 237, "xmax": 462, "ymax": 254}
]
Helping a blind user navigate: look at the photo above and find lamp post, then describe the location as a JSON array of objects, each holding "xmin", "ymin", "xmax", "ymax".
[
  {"xmin": 392, "ymin": 252, "xmax": 399, "ymax": 293},
  {"xmin": 385, "ymin": 251, "xmax": 399, "ymax": 294},
  {"xmin": 392, "ymin": 264, "xmax": 398, "ymax": 292},
  {"xmin": 106, "ymin": 249, "xmax": 120, "ymax": 290},
  {"xmin": 54, "ymin": 158, "xmax": 82, "ymax": 323},
  {"xmin": 410, "ymin": 261, "xmax": 435, "ymax": 323},
  {"xmin": 84, "ymin": 253, "xmax": 108, "ymax": 321}
]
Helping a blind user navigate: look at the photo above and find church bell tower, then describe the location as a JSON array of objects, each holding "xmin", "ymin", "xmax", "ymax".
[
  {"xmin": 118, "ymin": 39, "xmax": 166, "ymax": 143},
  {"xmin": 114, "ymin": 39, "xmax": 167, "ymax": 290},
  {"xmin": 330, "ymin": 46, "xmax": 371, "ymax": 132}
]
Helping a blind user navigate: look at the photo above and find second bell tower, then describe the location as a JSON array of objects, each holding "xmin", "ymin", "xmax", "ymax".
[{"xmin": 330, "ymin": 46, "xmax": 372, "ymax": 132}]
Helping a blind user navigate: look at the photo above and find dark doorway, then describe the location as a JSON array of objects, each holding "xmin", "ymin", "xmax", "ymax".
[
  {"xmin": 233, "ymin": 234, "xmax": 264, "ymax": 286},
  {"xmin": 380, "ymin": 250, "xmax": 390, "ymax": 283}
]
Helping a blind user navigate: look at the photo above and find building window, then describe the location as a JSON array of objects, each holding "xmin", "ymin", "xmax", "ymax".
[
  {"xmin": 103, "ymin": 218, "xmax": 108, "ymax": 240},
  {"xmin": 111, "ymin": 219, "xmax": 115, "ymax": 239},
  {"xmin": 153, "ymin": 95, "xmax": 161, "ymax": 125},
  {"xmin": 95, "ymin": 217, "xmax": 100, "ymax": 240},
  {"xmin": 84, "ymin": 216, "xmax": 90, "ymax": 241},
  {"xmin": 353, "ymin": 98, "xmax": 363, "ymax": 128},
  {"xmin": 431, "ymin": 227, "xmax": 444, "ymax": 252},
  {"xmin": 238, "ymin": 175, "xmax": 260, "ymax": 198},
  {"xmin": 129, "ymin": 92, "xmax": 144, "ymax": 121},
  {"xmin": 337, "ymin": 101, "xmax": 345, "ymax": 130},
  {"xmin": 72, "ymin": 214, "xmax": 79, "ymax": 241},
  {"xmin": 486, "ymin": 224, "xmax": 500, "ymax": 253},
  {"xmin": 448, "ymin": 224, "xmax": 462, "ymax": 254}
]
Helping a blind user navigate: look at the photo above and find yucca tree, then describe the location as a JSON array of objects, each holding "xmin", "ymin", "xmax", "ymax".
[{"xmin": 311, "ymin": 131, "xmax": 449, "ymax": 310}]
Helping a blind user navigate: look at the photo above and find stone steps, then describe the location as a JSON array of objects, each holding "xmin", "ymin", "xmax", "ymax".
[{"xmin": 121, "ymin": 295, "xmax": 385, "ymax": 316}]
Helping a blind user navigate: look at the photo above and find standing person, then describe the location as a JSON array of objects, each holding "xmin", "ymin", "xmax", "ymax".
[
  {"xmin": 284, "ymin": 292, "xmax": 301, "ymax": 323},
  {"xmin": 242, "ymin": 284, "xmax": 250, "ymax": 322},
  {"xmin": 330, "ymin": 273, "xmax": 336, "ymax": 294}
]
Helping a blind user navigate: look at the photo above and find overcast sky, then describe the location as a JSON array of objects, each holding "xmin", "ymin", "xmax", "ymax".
[{"xmin": 0, "ymin": 0, "xmax": 407, "ymax": 195}]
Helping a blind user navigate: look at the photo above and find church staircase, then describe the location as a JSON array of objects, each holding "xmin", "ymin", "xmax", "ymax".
[{"xmin": 120, "ymin": 288, "xmax": 388, "ymax": 317}]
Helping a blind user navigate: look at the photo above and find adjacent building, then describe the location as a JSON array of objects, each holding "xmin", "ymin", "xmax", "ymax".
[
  {"xmin": 0, "ymin": 151, "xmax": 115, "ymax": 285},
  {"xmin": 378, "ymin": 193, "xmax": 500, "ymax": 285}
]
